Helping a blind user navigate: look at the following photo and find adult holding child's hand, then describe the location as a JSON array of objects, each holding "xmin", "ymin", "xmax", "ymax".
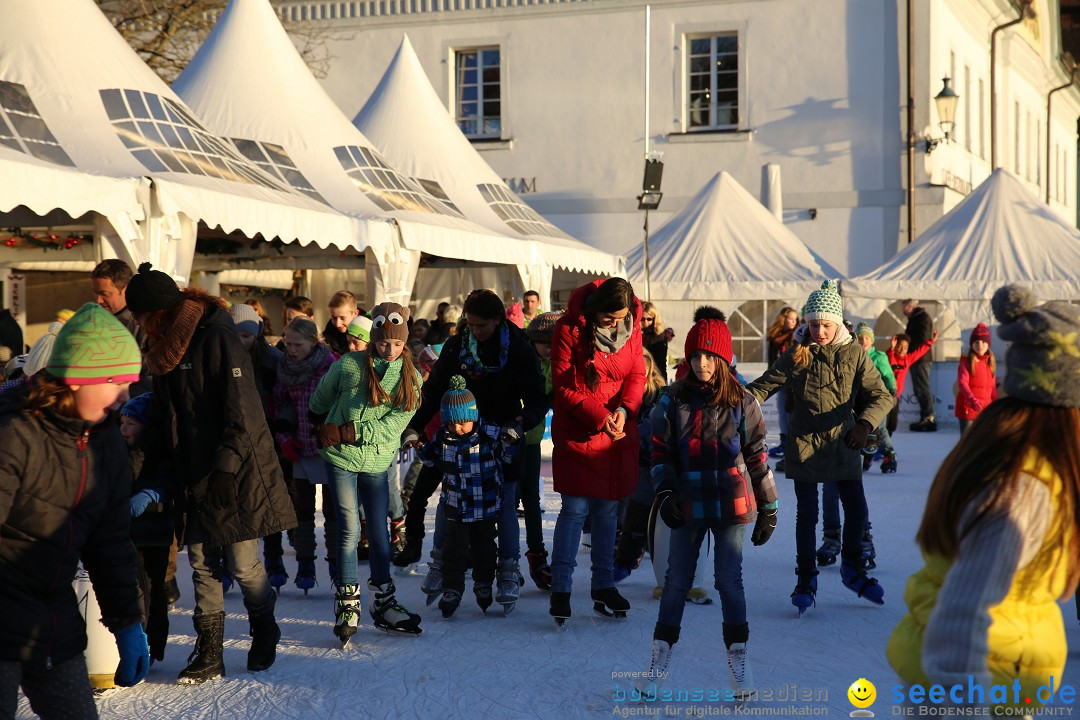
[{"xmin": 548, "ymin": 278, "xmax": 647, "ymax": 625}]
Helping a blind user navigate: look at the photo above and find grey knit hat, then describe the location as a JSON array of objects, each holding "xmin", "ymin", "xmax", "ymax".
[{"xmin": 991, "ymin": 284, "xmax": 1080, "ymax": 408}]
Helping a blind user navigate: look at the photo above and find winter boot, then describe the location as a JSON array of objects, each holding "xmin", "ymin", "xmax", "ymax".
[
  {"xmin": 164, "ymin": 576, "xmax": 181, "ymax": 608},
  {"xmin": 438, "ymin": 589, "xmax": 462, "ymax": 618},
  {"xmin": 177, "ymin": 611, "xmax": 225, "ymax": 685},
  {"xmin": 841, "ymin": 559, "xmax": 884, "ymax": 605},
  {"xmin": 910, "ymin": 416, "xmax": 937, "ymax": 432},
  {"xmin": 295, "ymin": 558, "xmax": 317, "ymax": 594},
  {"xmin": 421, "ymin": 548, "xmax": 443, "ymax": 606},
  {"xmin": 356, "ymin": 521, "xmax": 369, "ymax": 562},
  {"xmin": 474, "ymin": 583, "xmax": 494, "ymax": 613},
  {"xmin": 791, "ymin": 567, "xmax": 819, "ymax": 616},
  {"xmin": 723, "ymin": 623, "xmax": 754, "ymax": 698},
  {"xmin": 880, "ymin": 452, "xmax": 898, "ymax": 474},
  {"xmin": 861, "ymin": 531, "xmax": 877, "ymax": 570},
  {"xmin": 815, "ymin": 530, "xmax": 841, "ymax": 567},
  {"xmin": 525, "ymin": 550, "xmax": 552, "ymax": 590},
  {"xmin": 264, "ymin": 553, "xmax": 288, "ymax": 591},
  {"xmin": 245, "ymin": 598, "xmax": 281, "ymax": 672},
  {"xmin": 768, "ymin": 433, "xmax": 786, "ymax": 458},
  {"xmin": 550, "ymin": 591, "xmax": 572, "ymax": 626},
  {"xmin": 862, "ymin": 453, "xmax": 874, "ymax": 471},
  {"xmin": 333, "ymin": 584, "xmax": 362, "ymax": 645},
  {"xmin": 496, "ymin": 559, "xmax": 521, "ymax": 612},
  {"xmin": 392, "ymin": 536, "xmax": 423, "ymax": 567},
  {"xmin": 368, "ymin": 579, "xmax": 422, "ymax": 635},
  {"xmin": 390, "ymin": 517, "xmax": 407, "ymax": 560},
  {"xmin": 592, "ymin": 586, "xmax": 630, "ymax": 619}
]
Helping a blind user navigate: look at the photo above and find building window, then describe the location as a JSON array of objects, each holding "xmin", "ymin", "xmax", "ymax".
[
  {"xmin": 687, "ymin": 34, "xmax": 739, "ymax": 130},
  {"xmin": 963, "ymin": 66, "xmax": 971, "ymax": 153},
  {"xmin": 455, "ymin": 47, "xmax": 501, "ymax": 139},
  {"xmin": 978, "ymin": 78, "xmax": 985, "ymax": 159}
]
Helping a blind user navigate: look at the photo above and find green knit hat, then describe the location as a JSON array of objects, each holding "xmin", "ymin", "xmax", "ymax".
[
  {"xmin": 855, "ymin": 321, "xmax": 874, "ymax": 342},
  {"xmin": 46, "ymin": 303, "xmax": 141, "ymax": 385},
  {"xmin": 803, "ymin": 280, "xmax": 844, "ymax": 325}
]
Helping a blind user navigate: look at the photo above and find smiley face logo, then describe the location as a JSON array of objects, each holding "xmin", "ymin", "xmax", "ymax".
[{"xmin": 848, "ymin": 678, "xmax": 876, "ymax": 709}]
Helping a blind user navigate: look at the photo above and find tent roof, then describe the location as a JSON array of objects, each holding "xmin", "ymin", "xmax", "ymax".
[
  {"xmin": 0, "ymin": 0, "xmax": 356, "ymax": 248},
  {"xmin": 845, "ymin": 168, "xmax": 1080, "ymax": 300},
  {"xmin": 625, "ymin": 171, "xmax": 838, "ymax": 300},
  {"xmin": 175, "ymin": 0, "xmax": 530, "ymax": 264},
  {"xmin": 353, "ymin": 36, "xmax": 620, "ymax": 276}
]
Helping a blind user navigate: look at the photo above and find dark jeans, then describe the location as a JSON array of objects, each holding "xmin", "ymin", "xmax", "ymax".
[
  {"xmin": 136, "ymin": 545, "xmax": 170, "ymax": 661},
  {"xmin": 821, "ymin": 482, "xmax": 873, "ymax": 536},
  {"xmin": 403, "ymin": 463, "xmax": 442, "ymax": 547},
  {"xmin": 657, "ymin": 523, "xmax": 746, "ymax": 631},
  {"xmin": 0, "ymin": 654, "xmax": 98, "ymax": 720},
  {"xmin": 910, "ymin": 359, "xmax": 934, "ymax": 419},
  {"xmin": 517, "ymin": 443, "xmax": 545, "ymax": 554},
  {"xmin": 442, "ymin": 518, "xmax": 498, "ymax": 593},
  {"xmin": 793, "ymin": 480, "xmax": 867, "ymax": 569},
  {"xmin": 614, "ymin": 497, "xmax": 651, "ymax": 569}
]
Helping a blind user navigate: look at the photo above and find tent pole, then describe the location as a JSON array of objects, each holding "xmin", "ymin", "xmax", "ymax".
[
  {"xmin": 642, "ymin": 208, "xmax": 652, "ymax": 301},
  {"xmin": 906, "ymin": 0, "xmax": 915, "ymax": 245}
]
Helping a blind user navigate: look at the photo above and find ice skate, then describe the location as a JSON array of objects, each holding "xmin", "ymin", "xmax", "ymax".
[
  {"xmin": 591, "ymin": 586, "xmax": 629, "ymax": 619},
  {"xmin": 815, "ymin": 530, "xmax": 840, "ymax": 567},
  {"xmin": 368, "ymin": 579, "xmax": 422, "ymax": 635},
  {"xmin": 264, "ymin": 554, "xmax": 288, "ymax": 591},
  {"xmin": 439, "ymin": 589, "xmax": 462, "ymax": 618},
  {"xmin": 496, "ymin": 559, "xmax": 520, "ymax": 614},
  {"xmin": 333, "ymin": 584, "xmax": 361, "ymax": 647},
  {"xmin": 635, "ymin": 639, "xmax": 672, "ymax": 697},
  {"xmin": 295, "ymin": 558, "xmax": 316, "ymax": 595},
  {"xmin": 840, "ymin": 560, "xmax": 884, "ymax": 605},
  {"xmin": 474, "ymin": 583, "xmax": 493, "ymax": 613},
  {"xmin": 727, "ymin": 642, "xmax": 756, "ymax": 700},
  {"xmin": 861, "ymin": 531, "xmax": 877, "ymax": 570},
  {"xmin": 421, "ymin": 549, "xmax": 443, "ymax": 606},
  {"xmin": 550, "ymin": 591, "xmax": 571, "ymax": 627},
  {"xmin": 525, "ymin": 550, "xmax": 552, "ymax": 590},
  {"xmin": 791, "ymin": 568, "xmax": 818, "ymax": 616},
  {"xmin": 880, "ymin": 452, "xmax": 897, "ymax": 474}
]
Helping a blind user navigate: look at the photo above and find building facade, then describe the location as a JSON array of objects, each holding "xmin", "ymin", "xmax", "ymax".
[{"xmin": 282, "ymin": 0, "xmax": 1079, "ymax": 277}]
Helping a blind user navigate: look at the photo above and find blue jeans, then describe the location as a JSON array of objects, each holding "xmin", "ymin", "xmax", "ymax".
[
  {"xmin": 550, "ymin": 494, "xmax": 619, "ymax": 592},
  {"xmin": 795, "ymin": 480, "xmax": 866, "ymax": 569},
  {"xmin": 328, "ymin": 464, "xmax": 391, "ymax": 586},
  {"xmin": 658, "ymin": 523, "xmax": 746, "ymax": 631}
]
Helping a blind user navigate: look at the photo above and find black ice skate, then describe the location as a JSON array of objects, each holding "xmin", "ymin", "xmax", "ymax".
[
  {"xmin": 591, "ymin": 587, "xmax": 629, "ymax": 619},
  {"xmin": 550, "ymin": 591, "xmax": 571, "ymax": 627},
  {"xmin": 368, "ymin": 579, "xmax": 422, "ymax": 635}
]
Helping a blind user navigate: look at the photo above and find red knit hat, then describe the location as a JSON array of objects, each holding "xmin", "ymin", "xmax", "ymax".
[
  {"xmin": 684, "ymin": 309, "xmax": 733, "ymax": 365},
  {"xmin": 970, "ymin": 323, "xmax": 991, "ymax": 345}
]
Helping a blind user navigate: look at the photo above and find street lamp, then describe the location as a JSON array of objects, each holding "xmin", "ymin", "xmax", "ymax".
[
  {"xmin": 637, "ymin": 156, "xmax": 663, "ymax": 300},
  {"xmin": 925, "ymin": 77, "xmax": 959, "ymax": 154}
]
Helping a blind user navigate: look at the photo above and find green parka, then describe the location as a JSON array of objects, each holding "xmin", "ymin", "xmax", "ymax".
[{"xmin": 747, "ymin": 336, "xmax": 891, "ymax": 483}]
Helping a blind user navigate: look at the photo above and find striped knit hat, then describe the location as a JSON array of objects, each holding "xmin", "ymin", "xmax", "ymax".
[
  {"xmin": 441, "ymin": 374, "xmax": 478, "ymax": 423},
  {"xmin": 347, "ymin": 314, "xmax": 372, "ymax": 341},
  {"xmin": 46, "ymin": 303, "xmax": 141, "ymax": 385},
  {"xmin": 121, "ymin": 392, "xmax": 153, "ymax": 424},
  {"xmin": 855, "ymin": 322, "xmax": 874, "ymax": 341},
  {"xmin": 803, "ymin": 280, "xmax": 844, "ymax": 325},
  {"xmin": 526, "ymin": 311, "xmax": 562, "ymax": 344}
]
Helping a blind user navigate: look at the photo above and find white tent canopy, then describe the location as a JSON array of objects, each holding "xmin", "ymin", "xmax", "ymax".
[
  {"xmin": 354, "ymin": 35, "xmax": 622, "ymax": 306},
  {"xmin": 0, "ymin": 0, "xmax": 359, "ymax": 283},
  {"xmin": 843, "ymin": 168, "xmax": 1080, "ymax": 333},
  {"xmin": 174, "ymin": 0, "xmax": 540, "ymax": 303}
]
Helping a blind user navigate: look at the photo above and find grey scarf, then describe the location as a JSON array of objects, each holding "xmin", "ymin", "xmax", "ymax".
[{"xmin": 593, "ymin": 314, "xmax": 634, "ymax": 354}]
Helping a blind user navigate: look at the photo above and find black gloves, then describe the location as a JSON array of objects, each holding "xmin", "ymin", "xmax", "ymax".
[
  {"xmin": 655, "ymin": 489, "xmax": 685, "ymax": 530},
  {"xmin": 316, "ymin": 422, "xmax": 357, "ymax": 449},
  {"xmin": 844, "ymin": 420, "xmax": 873, "ymax": 450},
  {"xmin": 751, "ymin": 507, "xmax": 777, "ymax": 546},
  {"xmin": 400, "ymin": 428, "xmax": 421, "ymax": 450}
]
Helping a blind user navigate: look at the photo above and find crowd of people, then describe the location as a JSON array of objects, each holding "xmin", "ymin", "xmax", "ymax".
[{"xmin": 0, "ymin": 260, "xmax": 1076, "ymax": 717}]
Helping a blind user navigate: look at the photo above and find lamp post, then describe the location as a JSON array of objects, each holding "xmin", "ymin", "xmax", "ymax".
[{"xmin": 637, "ymin": 156, "xmax": 663, "ymax": 301}]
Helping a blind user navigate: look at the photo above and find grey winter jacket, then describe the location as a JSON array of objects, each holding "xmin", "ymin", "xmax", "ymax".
[{"xmin": 747, "ymin": 338, "xmax": 891, "ymax": 483}]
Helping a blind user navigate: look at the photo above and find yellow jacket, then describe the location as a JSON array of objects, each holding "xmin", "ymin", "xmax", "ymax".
[{"xmin": 887, "ymin": 452, "xmax": 1070, "ymax": 705}]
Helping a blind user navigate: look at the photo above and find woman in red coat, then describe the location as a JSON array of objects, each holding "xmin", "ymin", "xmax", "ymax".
[
  {"xmin": 954, "ymin": 323, "xmax": 998, "ymax": 433},
  {"xmin": 548, "ymin": 278, "xmax": 647, "ymax": 625}
]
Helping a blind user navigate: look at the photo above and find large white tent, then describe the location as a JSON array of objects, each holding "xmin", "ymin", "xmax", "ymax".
[
  {"xmin": 174, "ymin": 0, "xmax": 542, "ymax": 304},
  {"xmin": 843, "ymin": 168, "xmax": 1080, "ymax": 337},
  {"xmin": 0, "ymin": 0, "xmax": 359, "ymax": 284},
  {"xmin": 625, "ymin": 171, "xmax": 837, "ymax": 360},
  {"xmin": 353, "ymin": 35, "xmax": 622, "ymax": 308}
]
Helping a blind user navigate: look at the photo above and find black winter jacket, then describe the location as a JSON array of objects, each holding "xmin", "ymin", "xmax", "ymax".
[
  {"xmin": 114, "ymin": 306, "xmax": 153, "ymax": 397},
  {"xmin": 144, "ymin": 305, "xmax": 296, "ymax": 546},
  {"xmin": 409, "ymin": 322, "xmax": 548, "ymax": 436},
  {"xmin": 905, "ymin": 307, "xmax": 934, "ymax": 366},
  {"xmin": 0, "ymin": 390, "xmax": 142, "ymax": 667}
]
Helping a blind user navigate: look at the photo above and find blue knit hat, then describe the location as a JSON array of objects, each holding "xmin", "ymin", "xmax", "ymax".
[
  {"xmin": 803, "ymin": 280, "xmax": 844, "ymax": 325},
  {"xmin": 441, "ymin": 375, "xmax": 478, "ymax": 424},
  {"xmin": 121, "ymin": 392, "xmax": 153, "ymax": 424}
]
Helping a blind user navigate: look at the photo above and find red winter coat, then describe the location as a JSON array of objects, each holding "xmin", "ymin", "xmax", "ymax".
[
  {"xmin": 551, "ymin": 280, "xmax": 647, "ymax": 499},
  {"xmin": 954, "ymin": 352, "xmax": 997, "ymax": 420}
]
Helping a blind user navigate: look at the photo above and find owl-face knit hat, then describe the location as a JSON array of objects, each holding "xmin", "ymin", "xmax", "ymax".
[
  {"xmin": 347, "ymin": 314, "xmax": 372, "ymax": 341},
  {"xmin": 442, "ymin": 374, "xmax": 479, "ymax": 424},
  {"xmin": 121, "ymin": 392, "xmax": 153, "ymax": 424},
  {"xmin": 803, "ymin": 280, "xmax": 844, "ymax": 325},
  {"xmin": 46, "ymin": 303, "xmax": 141, "ymax": 385},
  {"xmin": 855, "ymin": 322, "xmax": 875, "ymax": 342},
  {"xmin": 229, "ymin": 303, "xmax": 263, "ymax": 336},
  {"xmin": 684, "ymin": 306, "xmax": 733, "ymax": 365},
  {"xmin": 369, "ymin": 302, "xmax": 411, "ymax": 343},
  {"xmin": 970, "ymin": 323, "xmax": 991, "ymax": 346},
  {"xmin": 526, "ymin": 311, "xmax": 562, "ymax": 345},
  {"xmin": 991, "ymin": 284, "xmax": 1080, "ymax": 408},
  {"xmin": 125, "ymin": 263, "xmax": 183, "ymax": 315}
]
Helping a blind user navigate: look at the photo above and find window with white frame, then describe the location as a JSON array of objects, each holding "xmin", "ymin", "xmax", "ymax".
[
  {"xmin": 686, "ymin": 34, "xmax": 740, "ymax": 130},
  {"xmin": 454, "ymin": 47, "xmax": 501, "ymax": 139}
]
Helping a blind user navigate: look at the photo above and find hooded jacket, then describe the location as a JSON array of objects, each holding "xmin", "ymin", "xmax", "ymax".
[{"xmin": 551, "ymin": 280, "xmax": 647, "ymax": 499}]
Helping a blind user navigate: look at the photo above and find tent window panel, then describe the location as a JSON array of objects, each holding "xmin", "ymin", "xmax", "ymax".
[
  {"xmin": 26, "ymin": 141, "xmax": 75, "ymax": 167},
  {"xmin": 116, "ymin": 122, "xmax": 142, "ymax": 150},
  {"xmin": 685, "ymin": 32, "xmax": 742, "ymax": 131},
  {"xmin": 0, "ymin": 81, "xmax": 35, "ymax": 116},
  {"xmin": 146, "ymin": 94, "xmax": 169, "ymax": 122},
  {"xmin": 125, "ymin": 90, "xmax": 149, "ymax": 119},
  {"xmin": 0, "ymin": 136, "xmax": 20, "ymax": 151},
  {"xmin": 136, "ymin": 121, "xmax": 164, "ymax": 147},
  {"xmin": 6, "ymin": 113, "xmax": 56, "ymax": 146},
  {"xmin": 157, "ymin": 151, "xmax": 187, "ymax": 173},
  {"xmin": 99, "ymin": 89, "xmax": 126, "ymax": 120},
  {"xmin": 455, "ymin": 46, "xmax": 502, "ymax": 139},
  {"xmin": 263, "ymin": 142, "xmax": 296, "ymax": 168},
  {"xmin": 132, "ymin": 149, "xmax": 167, "ymax": 173},
  {"xmin": 232, "ymin": 138, "xmax": 266, "ymax": 163}
]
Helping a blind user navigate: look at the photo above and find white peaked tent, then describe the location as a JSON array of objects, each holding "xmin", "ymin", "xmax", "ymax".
[
  {"xmin": 625, "ymin": 171, "xmax": 837, "ymax": 353},
  {"xmin": 0, "ymin": 0, "xmax": 359, "ymax": 284},
  {"xmin": 175, "ymin": 0, "xmax": 537, "ymax": 304},
  {"xmin": 843, "ymin": 168, "xmax": 1080, "ymax": 335},
  {"xmin": 354, "ymin": 35, "xmax": 622, "ymax": 307}
]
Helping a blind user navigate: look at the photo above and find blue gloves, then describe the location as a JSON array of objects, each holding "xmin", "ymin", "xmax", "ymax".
[
  {"xmin": 129, "ymin": 489, "xmax": 160, "ymax": 517},
  {"xmin": 113, "ymin": 623, "xmax": 150, "ymax": 686}
]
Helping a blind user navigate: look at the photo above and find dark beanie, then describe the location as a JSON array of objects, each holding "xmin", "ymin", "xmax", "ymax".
[{"xmin": 126, "ymin": 262, "xmax": 182, "ymax": 315}]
